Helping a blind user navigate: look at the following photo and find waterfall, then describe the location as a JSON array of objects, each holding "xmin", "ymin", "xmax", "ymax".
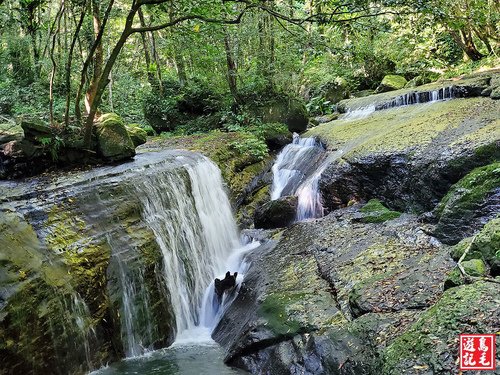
[
  {"xmin": 132, "ymin": 156, "xmax": 240, "ymax": 342},
  {"xmin": 270, "ymin": 133, "xmax": 326, "ymax": 200},
  {"xmin": 376, "ymin": 86, "xmax": 456, "ymax": 110}
]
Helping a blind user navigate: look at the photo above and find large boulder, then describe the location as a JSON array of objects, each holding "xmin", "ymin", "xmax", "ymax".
[
  {"xmin": 213, "ymin": 208, "xmax": 455, "ymax": 374},
  {"xmin": 433, "ymin": 162, "xmax": 500, "ymax": 244},
  {"xmin": 20, "ymin": 117, "xmax": 52, "ymax": 138},
  {"xmin": 249, "ymin": 97, "xmax": 309, "ymax": 133},
  {"xmin": 376, "ymin": 75, "xmax": 407, "ymax": 93},
  {"xmin": 0, "ymin": 120, "xmax": 24, "ymax": 144},
  {"xmin": 96, "ymin": 113, "xmax": 135, "ymax": 161},
  {"xmin": 254, "ymin": 195, "xmax": 297, "ymax": 229}
]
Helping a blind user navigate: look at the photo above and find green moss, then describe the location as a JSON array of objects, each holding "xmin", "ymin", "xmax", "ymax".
[
  {"xmin": 461, "ymin": 259, "xmax": 487, "ymax": 276},
  {"xmin": 450, "ymin": 218, "xmax": 500, "ymax": 264},
  {"xmin": 382, "ymin": 282, "xmax": 498, "ymax": 374},
  {"xmin": 260, "ymin": 292, "xmax": 307, "ymax": 336},
  {"xmin": 126, "ymin": 124, "xmax": 148, "ymax": 147},
  {"xmin": 360, "ymin": 199, "xmax": 401, "ymax": 223},
  {"xmin": 436, "ymin": 162, "xmax": 500, "ymax": 218},
  {"xmin": 305, "ymin": 98, "xmax": 499, "ymax": 158},
  {"xmin": 96, "ymin": 113, "xmax": 135, "ymax": 160},
  {"xmin": 379, "ymin": 75, "xmax": 407, "ymax": 91}
]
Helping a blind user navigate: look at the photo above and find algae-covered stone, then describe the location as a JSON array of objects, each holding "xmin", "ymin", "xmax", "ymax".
[
  {"xmin": 450, "ymin": 217, "xmax": 500, "ymax": 269},
  {"xmin": 434, "ymin": 162, "xmax": 500, "ymax": 244},
  {"xmin": 491, "ymin": 86, "xmax": 500, "ymax": 100},
  {"xmin": 382, "ymin": 281, "xmax": 499, "ymax": 374},
  {"xmin": 376, "ymin": 75, "xmax": 407, "ymax": 93},
  {"xmin": 126, "ymin": 124, "xmax": 148, "ymax": 147},
  {"xmin": 96, "ymin": 113, "xmax": 135, "ymax": 161},
  {"xmin": 0, "ymin": 120, "xmax": 24, "ymax": 144},
  {"xmin": 254, "ymin": 195, "xmax": 297, "ymax": 229},
  {"xmin": 359, "ymin": 199, "xmax": 401, "ymax": 223},
  {"xmin": 462, "ymin": 258, "xmax": 487, "ymax": 276}
]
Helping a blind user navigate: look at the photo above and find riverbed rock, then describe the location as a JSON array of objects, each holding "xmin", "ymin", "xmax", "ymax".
[
  {"xmin": 376, "ymin": 75, "xmax": 407, "ymax": 93},
  {"xmin": 96, "ymin": 113, "xmax": 135, "ymax": 161},
  {"xmin": 382, "ymin": 281, "xmax": 500, "ymax": 374},
  {"xmin": 20, "ymin": 117, "xmax": 52, "ymax": 138},
  {"xmin": 307, "ymin": 97, "xmax": 499, "ymax": 224},
  {"xmin": 433, "ymin": 162, "xmax": 500, "ymax": 244},
  {"xmin": 254, "ymin": 195, "xmax": 298, "ymax": 229},
  {"xmin": 214, "ymin": 208, "xmax": 455, "ymax": 374}
]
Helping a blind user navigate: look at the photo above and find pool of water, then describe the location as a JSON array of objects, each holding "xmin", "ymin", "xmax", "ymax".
[{"xmin": 90, "ymin": 340, "xmax": 246, "ymax": 375}]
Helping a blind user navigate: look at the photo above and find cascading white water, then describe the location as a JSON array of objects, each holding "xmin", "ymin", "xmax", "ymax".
[
  {"xmin": 342, "ymin": 105, "xmax": 376, "ymax": 120},
  {"xmin": 270, "ymin": 133, "xmax": 325, "ymax": 200},
  {"xmin": 135, "ymin": 156, "xmax": 240, "ymax": 341}
]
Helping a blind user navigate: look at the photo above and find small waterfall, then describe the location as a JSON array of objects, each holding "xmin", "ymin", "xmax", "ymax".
[
  {"xmin": 134, "ymin": 156, "xmax": 240, "ymax": 339},
  {"xmin": 270, "ymin": 133, "xmax": 326, "ymax": 200},
  {"xmin": 376, "ymin": 86, "xmax": 456, "ymax": 110},
  {"xmin": 342, "ymin": 105, "xmax": 376, "ymax": 120}
]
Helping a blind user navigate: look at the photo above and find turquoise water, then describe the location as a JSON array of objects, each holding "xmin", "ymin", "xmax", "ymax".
[{"xmin": 91, "ymin": 342, "xmax": 246, "ymax": 375}]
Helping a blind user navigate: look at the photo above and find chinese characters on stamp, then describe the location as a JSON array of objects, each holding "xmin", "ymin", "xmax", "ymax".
[{"xmin": 460, "ymin": 334, "xmax": 496, "ymax": 371}]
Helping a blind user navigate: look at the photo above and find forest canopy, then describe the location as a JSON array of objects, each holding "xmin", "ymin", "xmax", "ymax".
[{"xmin": 0, "ymin": 0, "xmax": 498, "ymax": 145}]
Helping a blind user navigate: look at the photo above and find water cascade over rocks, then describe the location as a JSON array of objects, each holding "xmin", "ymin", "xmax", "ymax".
[{"xmin": 0, "ymin": 150, "xmax": 251, "ymax": 373}]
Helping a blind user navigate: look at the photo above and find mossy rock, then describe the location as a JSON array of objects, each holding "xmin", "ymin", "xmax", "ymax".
[
  {"xmin": 126, "ymin": 124, "xmax": 148, "ymax": 147},
  {"xmin": 96, "ymin": 113, "xmax": 135, "ymax": 161},
  {"xmin": 19, "ymin": 117, "xmax": 52, "ymax": 138},
  {"xmin": 360, "ymin": 199, "xmax": 401, "ymax": 223},
  {"xmin": 382, "ymin": 281, "xmax": 499, "ymax": 374},
  {"xmin": 254, "ymin": 195, "xmax": 297, "ymax": 229},
  {"xmin": 434, "ymin": 162, "xmax": 500, "ymax": 244},
  {"xmin": 450, "ymin": 217, "xmax": 500, "ymax": 268},
  {"xmin": 376, "ymin": 75, "xmax": 407, "ymax": 93},
  {"xmin": 0, "ymin": 121, "xmax": 24, "ymax": 144},
  {"xmin": 491, "ymin": 86, "xmax": 500, "ymax": 100}
]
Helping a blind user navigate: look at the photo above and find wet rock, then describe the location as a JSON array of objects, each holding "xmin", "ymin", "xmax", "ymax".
[
  {"xmin": 314, "ymin": 113, "xmax": 339, "ymax": 124},
  {"xmin": 254, "ymin": 195, "xmax": 297, "ymax": 229},
  {"xmin": 96, "ymin": 113, "xmax": 135, "ymax": 161},
  {"xmin": 382, "ymin": 281, "xmax": 500, "ymax": 374},
  {"xmin": 214, "ymin": 209, "xmax": 454, "ymax": 374},
  {"xmin": 376, "ymin": 75, "xmax": 407, "ymax": 93},
  {"xmin": 433, "ymin": 162, "xmax": 500, "ymax": 244},
  {"xmin": 307, "ymin": 98, "xmax": 499, "ymax": 218}
]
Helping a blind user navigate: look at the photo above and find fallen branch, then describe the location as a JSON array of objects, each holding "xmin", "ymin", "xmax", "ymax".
[{"xmin": 456, "ymin": 235, "xmax": 500, "ymax": 285}]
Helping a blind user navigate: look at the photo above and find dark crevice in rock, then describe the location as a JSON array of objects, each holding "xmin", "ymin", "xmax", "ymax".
[{"xmin": 311, "ymin": 247, "xmax": 351, "ymax": 322}]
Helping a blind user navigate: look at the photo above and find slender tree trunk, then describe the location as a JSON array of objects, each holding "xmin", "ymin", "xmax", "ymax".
[
  {"xmin": 82, "ymin": 6, "xmax": 137, "ymax": 147},
  {"xmin": 85, "ymin": 0, "xmax": 104, "ymax": 113},
  {"xmin": 223, "ymin": 29, "xmax": 240, "ymax": 103},
  {"xmin": 75, "ymin": 0, "xmax": 115, "ymax": 123},
  {"xmin": 49, "ymin": 2, "xmax": 65, "ymax": 126},
  {"xmin": 65, "ymin": 0, "xmax": 87, "ymax": 127},
  {"xmin": 138, "ymin": 8, "xmax": 156, "ymax": 88}
]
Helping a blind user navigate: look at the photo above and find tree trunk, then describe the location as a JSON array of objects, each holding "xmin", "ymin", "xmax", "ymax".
[
  {"xmin": 137, "ymin": 8, "xmax": 156, "ymax": 88},
  {"xmin": 82, "ymin": 6, "xmax": 137, "ymax": 147},
  {"xmin": 49, "ymin": 2, "xmax": 64, "ymax": 126},
  {"xmin": 65, "ymin": 0, "xmax": 87, "ymax": 127},
  {"xmin": 223, "ymin": 29, "xmax": 240, "ymax": 104},
  {"xmin": 449, "ymin": 29, "xmax": 484, "ymax": 61},
  {"xmin": 75, "ymin": 0, "xmax": 115, "ymax": 123},
  {"xmin": 85, "ymin": 0, "xmax": 104, "ymax": 113}
]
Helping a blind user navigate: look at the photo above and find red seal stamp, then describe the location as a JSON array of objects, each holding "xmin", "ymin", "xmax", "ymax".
[{"xmin": 459, "ymin": 334, "xmax": 496, "ymax": 371}]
